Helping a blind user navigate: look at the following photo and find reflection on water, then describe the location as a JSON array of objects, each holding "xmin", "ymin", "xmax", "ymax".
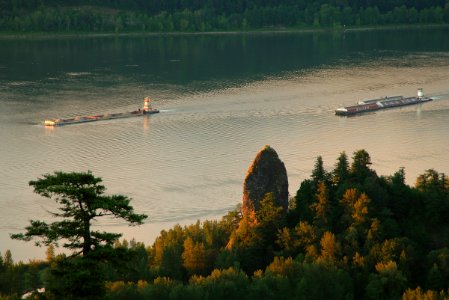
[{"xmin": 1, "ymin": 28, "xmax": 449, "ymax": 260}]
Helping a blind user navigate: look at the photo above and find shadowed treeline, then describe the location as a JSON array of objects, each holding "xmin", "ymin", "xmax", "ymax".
[{"xmin": 1, "ymin": 0, "xmax": 449, "ymax": 32}]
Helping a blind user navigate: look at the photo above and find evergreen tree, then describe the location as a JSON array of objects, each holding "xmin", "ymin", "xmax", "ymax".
[
  {"xmin": 10, "ymin": 171, "xmax": 147, "ymax": 299},
  {"xmin": 3, "ymin": 250, "xmax": 13, "ymax": 268},
  {"xmin": 311, "ymin": 156, "xmax": 326, "ymax": 188},
  {"xmin": 351, "ymin": 149, "xmax": 373, "ymax": 182},
  {"xmin": 11, "ymin": 171, "xmax": 147, "ymax": 257},
  {"xmin": 333, "ymin": 151, "xmax": 350, "ymax": 186},
  {"xmin": 294, "ymin": 179, "xmax": 315, "ymax": 223}
]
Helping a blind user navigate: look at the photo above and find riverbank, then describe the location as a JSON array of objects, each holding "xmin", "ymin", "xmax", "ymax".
[{"xmin": 0, "ymin": 23, "xmax": 447, "ymax": 40}]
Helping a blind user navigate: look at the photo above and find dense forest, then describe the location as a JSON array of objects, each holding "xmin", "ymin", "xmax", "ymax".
[
  {"xmin": 2, "ymin": 147, "xmax": 449, "ymax": 299},
  {"xmin": 0, "ymin": 0, "xmax": 449, "ymax": 32}
]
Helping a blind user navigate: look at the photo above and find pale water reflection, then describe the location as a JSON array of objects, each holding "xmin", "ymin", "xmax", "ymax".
[{"xmin": 1, "ymin": 29, "xmax": 449, "ymax": 261}]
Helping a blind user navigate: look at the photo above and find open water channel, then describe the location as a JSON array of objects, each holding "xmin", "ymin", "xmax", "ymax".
[{"xmin": 1, "ymin": 28, "xmax": 449, "ymax": 261}]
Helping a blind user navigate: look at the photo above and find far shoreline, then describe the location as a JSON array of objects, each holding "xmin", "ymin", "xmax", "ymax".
[{"xmin": 0, "ymin": 23, "xmax": 447, "ymax": 40}]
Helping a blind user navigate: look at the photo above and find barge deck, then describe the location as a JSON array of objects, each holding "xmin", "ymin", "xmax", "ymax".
[
  {"xmin": 335, "ymin": 88, "xmax": 432, "ymax": 116},
  {"xmin": 44, "ymin": 97, "xmax": 159, "ymax": 126}
]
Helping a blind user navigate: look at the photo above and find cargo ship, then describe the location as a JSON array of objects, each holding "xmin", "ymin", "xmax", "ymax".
[
  {"xmin": 335, "ymin": 88, "xmax": 432, "ymax": 116},
  {"xmin": 43, "ymin": 97, "xmax": 159, "ymax": 126}
]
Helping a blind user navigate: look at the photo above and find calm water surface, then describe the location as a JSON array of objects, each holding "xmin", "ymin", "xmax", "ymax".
[{"xmin": 1, "ymin": 28, "xmax": 449, "ymax": 261}]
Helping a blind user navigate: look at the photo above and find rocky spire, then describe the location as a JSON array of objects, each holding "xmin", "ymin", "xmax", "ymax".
[{"xmin": 242, "ymin": 145, "xmax": 289, "ymax": 216}]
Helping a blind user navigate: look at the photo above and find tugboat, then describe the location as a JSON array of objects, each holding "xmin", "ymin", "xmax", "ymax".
[
  {"xmin": 335, "ymin": 88, "xmax": 432, "ymax": 116},
  {"xmin": 44, "ymin": 97, "xmax": 159, "ymax": 126}
]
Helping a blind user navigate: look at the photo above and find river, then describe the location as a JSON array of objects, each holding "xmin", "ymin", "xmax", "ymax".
[{"xmin": 1, "ymin": 28, "xmax": 449, "ymax": 261}]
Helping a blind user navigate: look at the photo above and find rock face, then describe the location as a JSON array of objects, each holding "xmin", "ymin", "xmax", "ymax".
[{"xmin": 242, "ymin": 145, "xmax": 289, "ymax": 216}]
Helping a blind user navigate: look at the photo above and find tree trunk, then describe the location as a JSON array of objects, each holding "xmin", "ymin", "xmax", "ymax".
[{"xmin": 82, "ymin": 217, "xmax": 91, "ymax": 256}]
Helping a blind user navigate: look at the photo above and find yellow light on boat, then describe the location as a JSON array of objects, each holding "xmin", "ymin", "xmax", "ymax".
[
  {"xmin": 44, "ymin": 120, "xmax": 55, "ymax": 126},
  {"xmin": 143, "ymin": 97, "xmax": 152, "ymax": 111}
]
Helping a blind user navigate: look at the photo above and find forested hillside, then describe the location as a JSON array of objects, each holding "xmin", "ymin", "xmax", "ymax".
[
  {"xmin": 2, "ymin": 148, "xmax": 449, "ymax": 299},
  {"xmin": 1, "ymin": 0, "xmax": 449, "ymax": 32}
]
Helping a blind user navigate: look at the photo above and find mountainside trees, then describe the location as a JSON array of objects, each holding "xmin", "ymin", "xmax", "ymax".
[
  {"xmin": 1, "ymin": 0, "xmax": 449, "ymax": 32},
  {"xmin": 142, "ymin": 148, "xmax": 449, "ymax": 299},
  {"xmin": 4, "ymin": 149, "xmax": 449, "ymax": 299}
]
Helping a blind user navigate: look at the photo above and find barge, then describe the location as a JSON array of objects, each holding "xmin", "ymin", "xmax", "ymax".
[
  {"xmin": 335, "ymin": 88, "xmax": 432, "ymax": 116},
  {"xmin": 44, "ymin": 97, "xmax": 159, "ymax": 126}
]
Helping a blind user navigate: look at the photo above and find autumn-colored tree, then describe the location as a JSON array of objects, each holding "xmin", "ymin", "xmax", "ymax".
[
  {"xmin": 46, "ymin": 245, "xmax": 55, "ymax": 262},
  {"xmin": 416, "ymin": 169, "xmax": 449, "ymax": 192},
  {"xmin": 310, "ymin": 182, "xmax": 333, "ymax": 231},
  {"xmin": 182, "ymin": 237, "xmax": 208, "ymax": 276},
  {"xmin": 294, "ymin": 221, "xmax": 319, "ymax": 256},
  {"xmin": 318, "ymin": 231, "xmax": 341, "ymax": 265},
  {"xmin": 149, "ymin": 225, "xmax": 185, "ymax": 280}
]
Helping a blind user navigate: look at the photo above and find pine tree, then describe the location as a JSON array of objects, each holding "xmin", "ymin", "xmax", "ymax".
[
  {"xmin": 333, "ymin": 151, "xmax": 349, "ymax": 186},
  {"xmin": 11, "ymin": 171, "xmax": 147, "ymax": 257}
]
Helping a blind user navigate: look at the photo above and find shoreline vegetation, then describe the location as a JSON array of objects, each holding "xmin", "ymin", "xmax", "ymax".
[
  {"xmin": 1, "ymin": 23, "xmax": 449, "ymax": 40},
  {"xmin": 1, "ymin": 0, "xmax": 449, "ymax": 38},
  {"xmin": 2, "ymin": 147, "xmax": 449, "ymax": 299}
]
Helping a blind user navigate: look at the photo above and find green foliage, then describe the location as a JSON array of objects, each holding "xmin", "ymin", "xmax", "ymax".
[
  {"xmin": 148, "ymin": 216, "xmax": 237, "ymax": 280},
  {"xmin": 182, "ymin": 237, "xmax": 208, "ymax": 276},
  {"xmin": 102, "ymin": 239, "xmax": 151, "ymax": 283},
  {"xmin": 296, "ymin": 263, "xmax": 353, "ymax": 300},
  {"xmin": 45, "ymin": 255, "xmax": 105, "ymax": 300},
  {"xmin": 7, "ymin": 171, "xmax": 147, "ymax": 299},
  {"xmin": 256, "ymin": 192, "xmax": 285, "ymax": 238},
  {"xmin": 311, "ymin": 156, "xmax": 327, "ymax": 187},
  {"xmin": 11, "ymin": 171, "xmax": 147, "ymax": 257},
  {"xmin": 0, "ymin": 250, "xmax": 48, "ymax": 297},
  {"xmin": 150, "ymin": 227, "xmax": 185, "ymax": 280},
  {"xmin": 365, "ymin": 261, "xmax": 407, "ymax": 299},
  {"xmin": 333, "ymin": 151, "xmax": 350, "ymax": 186},
  {"xmin": 426, "ymin": 248, "xmax": 449, "ymax": 291},
  {"xmin": 351, "ymin": 149, "xmax": 374, "ymax": 182},
  {"xmin": 1, "ymin": 1, "xmax": 449, "ymax": 33},
  {"xmin": 228, "ymin": 192, "xmax": 286, "ymax": 274},
  {"xmin": 249, "ymin": 270, "xmax": 295, "ymax": 299},
  {"xmin": 416, "ymin": 169, "xmax": 449, "ymax": 225},
  {"xmin": 226, "ymin": 210, "xmax": 266, "ymax": 274},
  {"xmin": 294, "ymin": 179, "xmax": 315, "ymax": 223},
  {"xmin": 4, "ymin": 149, "xmax": 449, "ymax": 298},
  {"xmin": 189, "ymin": 268, "xmax": 249, "ymax": 300}
]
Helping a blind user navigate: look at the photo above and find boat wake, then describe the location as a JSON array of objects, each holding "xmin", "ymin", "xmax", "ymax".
[{"xmin": 431, "ymin": 93, "xmax": 449, "ymax": 101}]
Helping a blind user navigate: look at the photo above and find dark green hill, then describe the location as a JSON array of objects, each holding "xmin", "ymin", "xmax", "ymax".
[{"xmin": 1, "ymin": 0, "xmax": 449, "ymax": 33}]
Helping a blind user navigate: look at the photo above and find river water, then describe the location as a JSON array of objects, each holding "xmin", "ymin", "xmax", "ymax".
[{"xmin": 1, "ymin": 28, "xmax": 449, "ymax": 261}]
